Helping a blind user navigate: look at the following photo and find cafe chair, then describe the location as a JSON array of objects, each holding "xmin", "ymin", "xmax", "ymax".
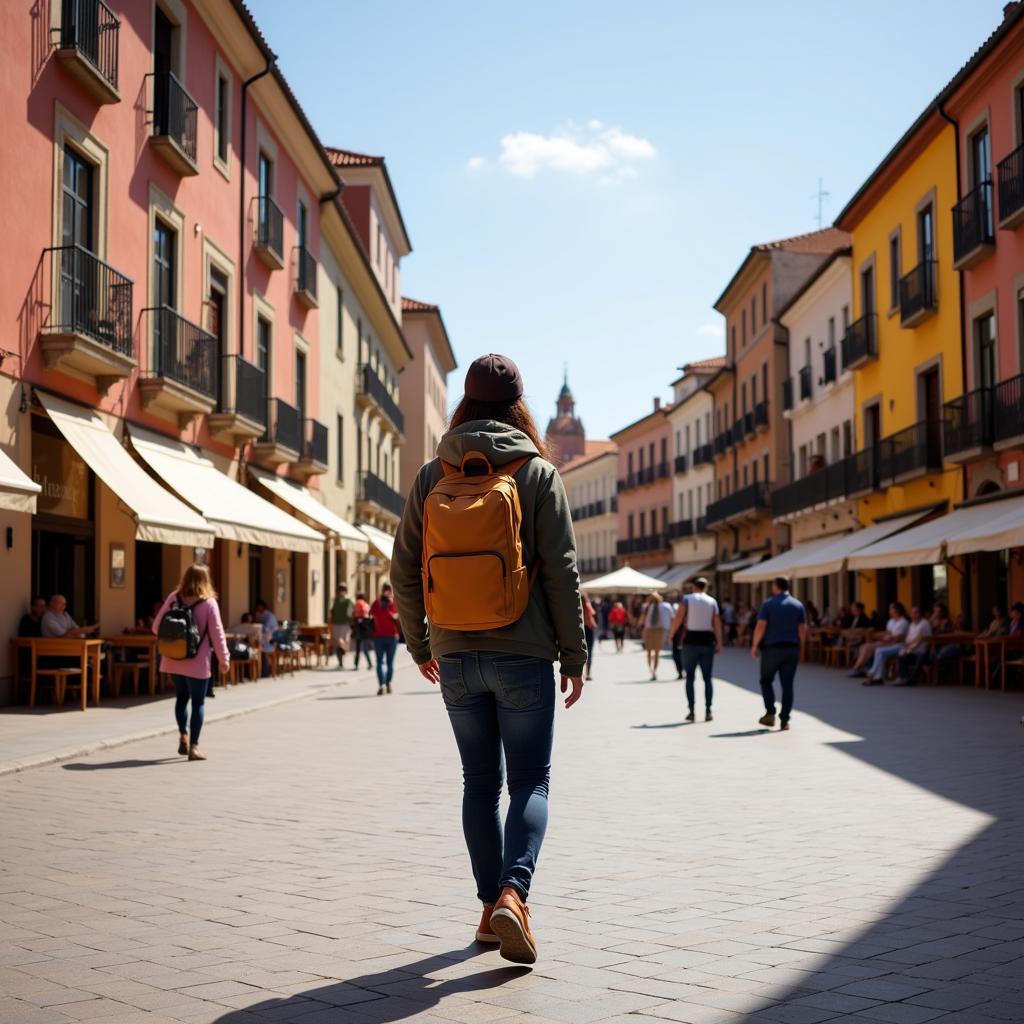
[{"xmin": 31, "ymin": 640, "xmax": 88, "ymax": 711}]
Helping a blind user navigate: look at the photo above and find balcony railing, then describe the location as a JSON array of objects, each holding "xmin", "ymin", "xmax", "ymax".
[
  {"xmin": 580, "ymin": 557, "xmax": 610, "ymax": 575},
  {"xmin": 782, "ymin": 378, "xmax": 794, "ymax": 411},
  {"xmin": 942, "ymin": 387, "xmax": 992, "ymax": 461},
  {"xmin": 295, "ymin": 245, "xmax": 318, "ymax": 304},
  {"xmin": 899, "ymin": 260, "xmax": 938, "ymax": 326},
  {"xmin": 638, "ymin": 465, "xmax": 656, "ymax": 486},
  {"xmin": 993, "ymin": 373, "xmax": 1024, "ymax": 447},
  {"xmin": 742, "ymin": 411, "xmax": 754, "ymax": 437},
  {"xmin": 218, "ymin": 354, "xmax": 266, "ymax": 427},
  {"xmin": 754, "ymin": 400, "xmax": 769, "ymax": 430},
  {"xmin": 674, "ymin": 454, "xmax": 687, "ymax": 474},
  {"xmin": 149, "ymin": 70, "xmax": 198, "ymax": 170},
  {"xmin": 696, "ymin": 514, "xmax": 708, "ymax": 533},
  {"xmin": 57, "ymin": 0, "xmax": 120, "ymax": 96},
  {"xmin": 713, "ymin": 431, "xmax": 730, "ymax": 456},
  {"xmin": 841, "ymin": 313, "xmax": 877, "ymax": 370},
  {"xmin": 357, "ymin": 364, "xmax": 405, "ymax": 433},
  {"xmin": 572, "ymin": 500, "xmax": 609, "ymax": 521},
  {"xmin": 798, "ymin": 365, "xmax": 812, "ymax": 402},
  {"xmin": 263, "ymin": 397, "xmax": 302, "ymax": 454},
  {"xmin": 771, "ymin": 472, "xmax": 829, "ymax": 519},
  {"xmin": 46, "ymin": 244, "xmax": 133, "ymax": 355},
  {"xmin": 693, "ymin": 443, "xmax": 713, "ymax": 466},
  {"xmin": 145, "ymin": 306, "xmax": 217, "ymax": 398},
  {"xmin": 823, "ymin": 347, "xmax": 837, "ymax": 385},
  {"xmin": 705, "ymin": 481, "xmax": 770, "ymax": 528},
  {"xmin": 656, "ymin": 460, "xmax": 670, "ymax": 479},
  {"xmin": 667, "ymin": 519, "xmax": 694, "ymax": 539},
  {"xmin": 997, "ymin": 142, "xmax": 1024, "ymax": 227},
  {"xmin": 359, "ymin": 471, "xmax": 405, "ymax": 518},
  {"xmin": 303, "ymin": 418, "xmax": 328, "ymax": 467},
  {"xmin": 616, "ymin": 534, "xmax": 669, "ymax": 555},
  {"xmin": 255, "ymin": 195, "xmax": 284, "ymax": 266},
  {"xmin": 876, "ymin": 420, "xmax": 943, "ymax": 483},
  {"xmin": 952, "ymin": 181, "xmax": 994, "ymax": 268},
  {"xmin": 617, "ymin": 474, "xmax": 635, "ymax": 493}
]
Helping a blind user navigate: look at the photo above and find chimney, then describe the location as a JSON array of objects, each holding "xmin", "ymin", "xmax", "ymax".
[{"xmin": 653, "ymin": 396, "xmax": 662, "ymax": 412}]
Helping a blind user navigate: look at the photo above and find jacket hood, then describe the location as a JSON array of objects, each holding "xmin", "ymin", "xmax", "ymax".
[{"xmin": 437, "ymin": 420, "xmax": 539, "ymax": 469}]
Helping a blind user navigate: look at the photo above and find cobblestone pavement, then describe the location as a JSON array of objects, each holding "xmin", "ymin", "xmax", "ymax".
[{"xmin": 2, "ymin": 644, "xmax": 1023, "ymax": 1024}]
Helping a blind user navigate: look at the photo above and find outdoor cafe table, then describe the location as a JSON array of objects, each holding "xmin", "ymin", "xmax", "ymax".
[
  {"xmin": 298, "ymin": 624, "xmax": 331, "ymax": 665},
  {"xmin": 974, "ymin": 633, "xmax": 1024, "ymax": 690},
  {"xmin": 9, "ymin": 637, "xmax": 104, "ymax": 708},
  {"xmin": 103, "ymin": 634, "xmax": 159, "ymax": 695}
]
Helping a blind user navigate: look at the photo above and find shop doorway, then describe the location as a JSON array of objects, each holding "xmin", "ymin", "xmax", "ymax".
[
  {"xmin": 248, "ymin": 544, "xmax": 264, "ymax": 612},
  {"xmin": 877, "ymin": 568, "xmax": 898, "ymax": 616},
  {"xmin": 32, "ymin": 529, "xmax": 95, "ymax": 624},
  {"xmin": 135, "ymin": 541, "xmax": 164, "ymax": 625}
]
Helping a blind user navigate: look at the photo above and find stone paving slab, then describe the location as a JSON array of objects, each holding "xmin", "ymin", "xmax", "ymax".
[{"xmin": 1, "ymin": 643, "xmax": 1023, "ymax": 1023}]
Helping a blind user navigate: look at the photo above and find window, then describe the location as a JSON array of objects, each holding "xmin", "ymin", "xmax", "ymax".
[
  {"xmin": 742, "ymin": 465, "xmax": 748, "ymax": 486},
  {"xmin": 336, "ymin": 286, "xmax": 344, "ymax": 354},
  {"xmin": 830, "ymin": 426, "xmax": 840, "ymax": 462},
  {"xmin": 751, "ymin": 373, "xmax": 757, "ymax": 404},
  {"xmin": 639, "ymin": 511, "xmax": 646, "ymax": 536},
  {"xmin": 803, "ymin": 337, "xmax": 811, "ymax": 373},
  {"xmin": 750, "ymin": 296, "xmax": 756, "ymax": 334},
  {"xmin": 742, "ymin": 309, "xmax": 747, "ymax": 344},
  {"xmin": 889, "ymin": 234, "xmax": 900, "ymax": 308},
  {"xmin": 215, "ymin": 72, "xmax": 229, "ymax": 167},
  {"xmin": 842, "ymin": 304, "xmax": 850, "ymax": 332},
  {"xmin": 731, "ymin": 325, "xmax": 736, "ymax": 353},
  {"xmin": 256, "ymin": 316, "xmax": 270, "ymax": 372},
  {"xmin": 971, "ymin": 126, "xmax": 991, "ymax": 188},
  {"xmin": 976, "ymin": 312, "xmax": 996, "ymax": 389},
  {"xmin": 297, "ymin": 200, "xmax": 308, "ymax": 250},
  {"xmin": 761, "ymin": 283, "xmax": 767, "ymax": 322},
  {"xmin": 659, "ymin": 438, "xmax": 666, "ymax": 465},
  {"xmin": 627, "ymin": 513, "xmax": 634, "ymax": 539},
  {"xmin": 918, "ymin": 204, "xmax": 934, "ymax": 262},
  {"xmin": 741, "ymin": 381, "xmax": 747, "ymax": 414},
  {"xmin": 259, "ymin": 151, "xmax": 273, "ymax": 198},
  {"xmin": 861, "ymin": 265, "xmax": 875, "ymax": 316},
  {"xmin": 828, "ymin": 316, "xmax": 835, "ymax": 348},
  {"xmin": 295, "ymin": 349, "xmax": 307, "ymax": 421},
  {"xmin": 763, "ymin": 453, "xmax": 769, "ymax": 481},
  {"xmin": 336, "ymin": 415, "xmax": 344, "ymax": 481},
  {"xmin": 62, "ymin": 147, "xmax": 94, "ymax": 251},
  {"xmin": 799, "ymin": 444, "xmax": 808, "ymax": 477},
  {"xmin": 208, "ymin": 267, "xmax": 228, "ymax": 357},
  {"xmin": 153, "ymin": 219, "xmax": 176, "ymax": 311},
  {"xmin": 843, "ymin": 420, "xmax": 853, "ymax": 456}
]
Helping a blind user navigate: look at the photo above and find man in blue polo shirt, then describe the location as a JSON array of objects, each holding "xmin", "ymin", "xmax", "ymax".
[{"xmin": 750, "ymin": 575, "xmax": 807, "ymax": 731}]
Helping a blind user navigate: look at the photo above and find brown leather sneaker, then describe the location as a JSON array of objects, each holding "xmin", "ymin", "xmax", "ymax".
[
  {"xmin": 475, "ymin": 904, "xmax": 499, "ymax": 944},
  {"xmin": 188, "ymin": 745, "xmax": 207, "ymax": 761},
  {"xmin": 758, "ymin": 713, "xmax": 776, "ymax": 727},
  {"xmin": 489, "ymin": 886, "xmax": 537, "ymax": 964},
  {"xmin": 178, "ymin": 733, "xmax": 189, "ymax": 756}
]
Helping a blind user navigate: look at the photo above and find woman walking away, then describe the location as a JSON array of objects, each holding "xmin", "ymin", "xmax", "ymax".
[
  {"xmin": 608, "ymin": 600, "xmax": 628, "ymax": 652},
  {"xmin": 391, "ymin": 353, "xmax": 586, "ymax": 966},
  {"xmin": 153, "ymin": 564, "xmax": 230, "ymax": 761},
  {"xmin": 643, "ymin": 591, "xmax": 673, "ymax": 681},
  {"xmin": 370, "ymin": 584, "xmax": 400, "ymax": 694},
  {"xmin": 352, "ymin": 592, "xmax": 374, "ymax": 670},
  {"xmin": 582, "ymin": 594, "xmax": 597, "ymax": 681}
]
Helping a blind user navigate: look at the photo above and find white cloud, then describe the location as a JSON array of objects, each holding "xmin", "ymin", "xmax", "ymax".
[
  {"xmin": 696, "ymin": 323, "xmax": 725, "ymax": 339},
  {"xmin": 495, "ymin": 122, "xmax": 656, "ymax": 182},
  {"xmin": 466, "ymin": 156, "xmax": 485, "ymax": 171}
]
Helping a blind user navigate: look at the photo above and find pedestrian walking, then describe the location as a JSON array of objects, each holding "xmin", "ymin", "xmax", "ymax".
[
  {"xmin": 370, "ymin": 584, "xmax": 400, "ymax": 694},
  {"xmin": 329, "ymin": 582, "xmax": 353, "ymax": 668},
  {"xmin": 608, "ymin": 600, "xmax": 628, "ymax": 652},
  {"xmin": 582, "ymin": 595, "xmax": 597, "ymax": 681},
  {"xmin": 642, "ymin": 591, "xmax": 673, "ymax": 680},
  {"xmin": 668, "ymin": 578, "xmax": 722, "ymax": 722},
  {"xmin": 152, "ymin": 564, "xmax": 230, "ymax": 761},
  {"xmin": 750, "ymin": 576, "xmax": 806, "ymax": 731},
  {"xmin": 352, "ymin": 592, "xmax": 374, "ymax": 670},
  {"xmin": 390, "ymin": 352, "xmax": 586, "ymax": 966}
]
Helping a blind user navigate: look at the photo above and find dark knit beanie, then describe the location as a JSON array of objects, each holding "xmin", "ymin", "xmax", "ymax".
[{"xmin": 464, "ymin": 353, "xmax": 524, "ymax": 403}]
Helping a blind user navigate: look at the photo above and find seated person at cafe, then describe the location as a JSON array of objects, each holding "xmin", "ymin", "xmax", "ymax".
[
  {"xmin": 978, "ymin": 604, "xmax": 1009, "ymax": 639},
  {"xmin": 895, "ymin": 606, "xmax": 933, "ymax": 686},
  {"xmin": 41, "ymin": 594, "xmax": 98, "ymax": 638},
  {"xmin": 930, "ymin": 602, "xmax": 953, "ymax": 635},
  {"xmin": 847, "ymin": 602, "xmax": 871, "ymax": 631},
  {"xmin": 849, "ymin": 602, "xmax": 908, "ymax": 679},
  {"xmin": 865, "ymin": 603, "xmax": 923, "ymax": 685},
  {"xmin": 18, "ymin": 596, "xmax": 47, "ymax": 637},
  {"xmin": 1009, "ymin": 602, "xmax": 1024, "ymax": 636},
  {"xmin": 253, "ymin": 599, "xmax": 278, "ymax": 675}
]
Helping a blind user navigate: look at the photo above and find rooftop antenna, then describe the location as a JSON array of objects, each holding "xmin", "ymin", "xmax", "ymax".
[{"xmin": 811, "ymin": 177, "xmax": 831, "ymax": 228}]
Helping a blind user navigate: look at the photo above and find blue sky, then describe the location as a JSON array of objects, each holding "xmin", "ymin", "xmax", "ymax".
[{"xmin": 249, "ymin": 0, "xmax": 1004, "ymax": 438}]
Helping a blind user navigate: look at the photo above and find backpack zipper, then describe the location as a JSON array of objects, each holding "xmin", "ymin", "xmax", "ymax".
[{"xmin": 426, "ymin": 550, "xmax": 507, "ymax": 591}]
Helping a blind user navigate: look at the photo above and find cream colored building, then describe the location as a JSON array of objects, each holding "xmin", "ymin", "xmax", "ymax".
[
  {"xmin": 399, "ymin": 298, "xmax": 457, "ymax": 499},
  {"xmin": 560, "ymin": 443, "xmax": 618, "ymax": 579},
  {"xmin": 665, "ymin": 360, "xmax": 721, "ymax": 586}
]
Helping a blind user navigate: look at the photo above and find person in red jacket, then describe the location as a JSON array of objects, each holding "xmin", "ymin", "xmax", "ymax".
[
  {"xmin": 608, "ymin": 600, "xmax": 628, "ymax": 653},
  {"xmin": 370, "ymin": 583, "xmax": 400, "ymax": 694}
]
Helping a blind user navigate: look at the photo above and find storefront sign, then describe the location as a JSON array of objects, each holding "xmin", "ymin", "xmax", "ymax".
[
  {"xmin": 109, "ymin": 542, "xmax": 126, "ymax": 588},
  {"xmin": 33, "ymin": 432, "xmax": 88, "ymax": 519}
]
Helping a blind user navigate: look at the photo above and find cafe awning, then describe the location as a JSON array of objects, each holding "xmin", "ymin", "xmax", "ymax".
[
  {"xmin": 0, "ymin": 447, "xmax": 40, "ymax": 513},
  {"xmin": 946, "ymin": 493, "xmax": 1024, "ymax": 557},
  {"xmin": 734, "ymin": 536, "xmax": 842, "ymax": 583},
  {"xmin": 788, "ymin": 512, "xmax": 929, "ymax": 579},
  {"xmin": 127, "ymin": 425, "xmax": 322, "ymax": 554},
  {"xmin": 38, "ymin": 392, "xmax": 213, "ymax": 547},
  {"xmin": 580, "ymin": 565, "xmax": 667, "ymax": 594},
  {"xmin": 248, "ymin": 467, "xmax": 368, "ymax": 553},
  {"xmin": 357, "ymin": 522, "xmax": 395, "ymax": 562},
  {"xmin": 848, "ymin": 499, "xmax": 1024, "ymax": 570},
  {"xmin": 658, "ymin": 561, "xmax": 712, "ymax": 587}
]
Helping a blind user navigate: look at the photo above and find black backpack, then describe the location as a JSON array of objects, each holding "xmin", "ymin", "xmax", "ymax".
[{"xmin": 157, "ymin": 597, "xmax": 206, "ymax": 660}]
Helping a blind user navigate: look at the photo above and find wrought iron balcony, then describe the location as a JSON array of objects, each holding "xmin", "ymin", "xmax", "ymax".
[
  {"xmin": 997, "ymin": 142, "xmax": 1024, "ymax": 229},
  {"xmin": 55, "ymin": 0, "xmax": 121, "ymax": 103},
  {"xmin": 713, "ymin": 431, "xmax": 731, "ymax": 457},
  {"xmin": 674, "ymin": 454, "xmax": 687, "ymax": 475},
  {"xmin": 610, "ymin": 495, "xmax": 618, "ymax": 513},
  {"xmin": 253, "ymin": 397, "xmax": 302, "ymax": 464},
  {"xmin": 294, "ymin": 246, "xmax": 318, "ymax": 308},
  {"xmin": 782, "ymin": 378, "xmax": 794, "ymax": 412},
  {"xmin": 705, "ymin": 481, "xmax": 770, "ymax": 528},
  {"xmin": 770, "ymin": 472, "xmax": 830, "ymax": 519},
  {"xmin": 293, "ymin": 417, "xmax": 329, "ymax": 475},
  {"xmin": 876, "ymin": 420, "xmax": 943, "ymax": 484},
  {"xmin": 742, "ymin": 411, "xmax": 755, "ymax": 437},
  {"xmin": 572, "ymin": 499, "xmax": 609, "ymax": 521},
  {"xmin": 798, "ymin": 365, "xmax": 812, "ymax": 402},
  {"xmin": 754, "ymin": 400, "xmax": 769, "ymax": 431},
  {"xmin": 638, "ymin": 465, "xmax": 656, "ymax": 486},
  {"xmin": 841, "ymin": 313, "xmax": 877, "ymax": 370},
  {"xmin": 138, "ymin": 307, "xmax": 216, "ymax": 422},
  {"xmin": 696, "ymin": 514, "xmax": 708, "ymax": 533},
  {"xmin": 952, "ymin": 181, "xmax": 994, "ymax": 269},
  {"xmin": 616, "ymin": 534, "xmax": 669, "ymax": 555},
  {"xmin": 656, "ymin": 460, "xmax": 670, "ymax": 479},
  {"xmin": 823, "ymin": 347, "xmax": 837, "ymax": 385},
  {"xmin": 148, "ymin": 71, "xmax": 198, "ymax": 175},
  {"xmin": 208, "ymin": 354, "xmax": 267, "ymax": 444},
  {"xmin": 356, "ymin": 363, "xmax": 405, "ymax": 434},
  {"xmin": 942, "ymin": 387, "xmax": 992, "ymax": 464},
  {"xmin": 617, "ymin": 474, "xmax": 636, "ymax": 493},
  {"xmin": 993, "ymin": 373, "xmax": 1024, "ymax": 449},
  {"xmin": 693, "ymin": 443, "xmax": 713, "ymax": 466},
  {"xmin": 358, "ymin": 471, "xmax": 405, "ymax": 519},
  {"xmin": 667, "ymin": 519, "xmax": 694, "ymax": 539},
  {"xmin": 254, "ymin": 196, "xmax": 284, "ymax": 270},
  {"xmin": 41, "ymin": 244, "xmax": 135, "ymax": 389},
  {"xmin": 899, "ymin": 260, "xmax": 938, "ymax": 327}
]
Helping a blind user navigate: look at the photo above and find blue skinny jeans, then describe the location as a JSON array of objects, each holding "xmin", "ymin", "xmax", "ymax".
[
  {"xmin": 173, "ymin": 675, "xmax": 208, "ymax": 744},
  {"xmin": 682, "ymin": 644, "xmax": 715, "ymax": 711},
  {"xmin": 374, "ymin": 636, "xmax": 397, "ymax": 686},
  {"xmin": 438, "ymin": 651, "xmax": 555, "ymax": 904}
]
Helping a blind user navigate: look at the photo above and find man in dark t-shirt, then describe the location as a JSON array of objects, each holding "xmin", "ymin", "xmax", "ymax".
[{"xmin": 751, "ymin": 576, "xmax": 807, "ymax": 731}]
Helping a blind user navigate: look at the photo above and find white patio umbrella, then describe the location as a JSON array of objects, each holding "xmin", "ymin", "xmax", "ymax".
[{"xmin": 579, "ymin": 565, "xmax": 668, "ymax": 594}]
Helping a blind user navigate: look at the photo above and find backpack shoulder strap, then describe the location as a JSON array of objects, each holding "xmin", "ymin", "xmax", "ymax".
[{"xmin": 501, "ymin": 455, "xmax": 534, "ymax": 478}]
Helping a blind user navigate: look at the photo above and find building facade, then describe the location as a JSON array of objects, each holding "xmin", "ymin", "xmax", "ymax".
[{"xmin": 561, "ymin": 444, "xmax": 618, "ymax": 579}]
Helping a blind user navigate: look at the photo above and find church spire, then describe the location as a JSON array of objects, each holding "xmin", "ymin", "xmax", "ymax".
[{"xmin": 546, "ymin": 366, "xmax": 585, "ymax": 466}]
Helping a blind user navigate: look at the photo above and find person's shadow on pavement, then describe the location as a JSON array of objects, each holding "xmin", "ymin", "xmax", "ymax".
[{"xmin": 212, "ymin": 947, "xmax": 529, "ymax": 1024}]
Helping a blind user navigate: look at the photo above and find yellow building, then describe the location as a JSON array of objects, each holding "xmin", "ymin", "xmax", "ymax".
[{"xmin": 835, "ymin": 108, "xmax": 964, "ymax": 615}]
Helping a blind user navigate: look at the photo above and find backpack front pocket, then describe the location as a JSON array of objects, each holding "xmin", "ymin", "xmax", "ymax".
[{"xmin": 426, "ymin": 550, "xmax": 508, "ymax": 630}]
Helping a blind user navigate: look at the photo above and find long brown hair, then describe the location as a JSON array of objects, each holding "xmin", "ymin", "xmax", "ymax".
[
  {"xmin": 448, "ymin": 396, "xmax": 550, "ymax": 460},
  {"xmin": 177, "ymin": 563, "xmax": 217, "ymax": 602}
]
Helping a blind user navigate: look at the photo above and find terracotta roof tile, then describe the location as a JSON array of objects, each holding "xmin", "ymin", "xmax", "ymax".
[
  {"xmin": 685, "ymin": 356, "xmax": 727, "ymax": 371},
  {"xmin": 401, "ymin": 297, "xmax": 439, "ymax": 313},
  {"xmin": 751, "ymin": 227, "xmax": 850, "ymax": 254},
  {"xmin": 326, "ymin": 147, "xmax": 385, "ymax": 168}
]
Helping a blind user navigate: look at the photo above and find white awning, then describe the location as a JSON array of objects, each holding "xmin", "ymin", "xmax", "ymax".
[
  {"xmin": 358, "ymin": 522, "xmax": 395, "ymax": 562},
  {"xmin": 946, "ymin": 493, "xmax": 1024, "ymax": 556},
  {"xmin": 788, "ymin": 512, "xmax": 929, "ymax": 579},
  {"xmin": 716, "ymin": 555, "xmax": 755, "ymax": 573},
  {"xmin": 658, "ymin": 561, "xmax": 712, "ymax": 587},
  {"xmin": 127, "ymin": 425, "xmax": 322, "ymax": 554},
  {"xmin": 0, "ymin": 447, "xmax": 40, "ymax": 513},
  {"xmin": 38, "ymin": 393, "xmax": 213, "ymax": 547},
  {"xmin": 848, "ymin": 501, "xmax": 1023, "ymax": 570},
  {"xmin": 580, "ymin": 565, "xmax": 667, "ymax": 594},
  {"xmin": 248, "ymin": 467, "xmax": 368, "ymax": 553},
  {"xmin": 734, "ymin": 536, "xmax": 842, "ymax": 583}
]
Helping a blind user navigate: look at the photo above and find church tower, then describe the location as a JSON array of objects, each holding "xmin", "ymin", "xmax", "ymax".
[{"xmin": 545, "ymin": 368, "xmax": 586, "ymax": 466}]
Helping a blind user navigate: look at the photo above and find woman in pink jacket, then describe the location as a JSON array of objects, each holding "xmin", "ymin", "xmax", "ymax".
[{"xmin": 153, "ymin": 564, "xmax": 230, "ymax": 761}]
